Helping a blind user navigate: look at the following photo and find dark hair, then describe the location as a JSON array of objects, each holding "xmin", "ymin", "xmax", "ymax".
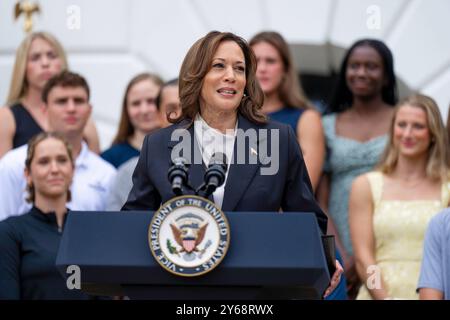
[
  {"xmin": 42, "ymin": 71, "xmax": 90, "ymax": 103},
  {"xmin": 25, "ymin": 132, "xmax": 74, "ymax": 203},
  {"xmin": 156, "ymin": 78, "xmax": 179, "ymax": 110},
  {"xmin": 249, "ymin": 31, "xmax": 312, "ymax": 109},
  {"xmin": 112, "ymin": 72, "xmax": 163, "ymax": 145},
  {"xmin": 176, "ymin": 31, "xmax": 266, "ymax": 126},
  {"xmin": 327, "ymin": 39, "xmax": 398, "ymax": 114}
]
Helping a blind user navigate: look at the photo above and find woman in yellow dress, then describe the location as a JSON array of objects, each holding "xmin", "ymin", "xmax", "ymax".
[{"xmin": 349, "ymin": 94, "xmax": 450, "ymax": 300}]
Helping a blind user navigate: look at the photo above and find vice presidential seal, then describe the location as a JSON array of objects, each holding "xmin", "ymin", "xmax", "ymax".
[{"xmin": 148, "ymin": 195, "xmax": 230, "ymax": 277}]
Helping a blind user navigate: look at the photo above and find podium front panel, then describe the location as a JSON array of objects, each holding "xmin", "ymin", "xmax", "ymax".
[{"xmin": 56, "ymin": 211, "xmax": 329, "ymax": 299}]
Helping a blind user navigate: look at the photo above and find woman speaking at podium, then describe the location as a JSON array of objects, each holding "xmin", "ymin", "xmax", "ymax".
[{"xmin": 122, "ymin": 31, "xmax": 343, "ymax": 297}]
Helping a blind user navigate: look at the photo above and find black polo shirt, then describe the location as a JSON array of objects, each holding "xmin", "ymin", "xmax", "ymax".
[{"xmin": 0, "ymin": 206, "xmax": 92, "ymax": 300}]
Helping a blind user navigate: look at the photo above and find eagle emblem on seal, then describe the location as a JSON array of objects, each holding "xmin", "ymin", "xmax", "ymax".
[{"xmin": 168, "ymin": 213, "xmax": 212, "ymax": 261}]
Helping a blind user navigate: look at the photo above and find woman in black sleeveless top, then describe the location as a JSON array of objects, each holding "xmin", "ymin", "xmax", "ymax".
[
  {"xmin": 0, "ymin": 32, "xmax": 100, "ymax": 158},
  {"xmin": 10, "ymin": 102, "xmax": 43, "ymax": 148}
]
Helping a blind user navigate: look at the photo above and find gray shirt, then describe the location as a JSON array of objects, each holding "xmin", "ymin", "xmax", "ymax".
[
  {"xmin": 417, "ymin": 208, "xmax": 450, "ymax": 299},
  {"xmin": 106, "ymin": 157, "xmax": 139, "ymax": 211}
]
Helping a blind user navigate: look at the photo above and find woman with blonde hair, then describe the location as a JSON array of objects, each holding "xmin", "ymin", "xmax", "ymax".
[
  {"xmin": 249, "ymin": 31, "xmax": 324, "ymax": 190},
  {"xmin": 0, "ymin": 31, "xmax": 100, "ymax": 158},
  {"xmin": 349, "ymin": 94, "xmax": 450, "ymax": 299}
]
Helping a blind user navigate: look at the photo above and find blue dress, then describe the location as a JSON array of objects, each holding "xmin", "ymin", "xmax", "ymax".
[
  {"xmin": 322, "ymin": 113, "xmax": 388, "ymax": 256},
  {"xmin": 268, "ymin": 107, "xmax": 304, "ymax": 135},
  {"xmin": 101, "ymin": 142, "xmax": 140, "ymax": 168}
]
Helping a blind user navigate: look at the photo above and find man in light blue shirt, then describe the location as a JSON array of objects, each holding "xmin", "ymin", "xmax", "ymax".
[
  {"xmin": 0, "ymin": 71, "xmax": 116, "ymax": 221},
  {"xmin": 417, "ymin": 208, "xmax": 450, "ymax": 300}
]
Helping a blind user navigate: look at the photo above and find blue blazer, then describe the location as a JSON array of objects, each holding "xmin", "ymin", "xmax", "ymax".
[{"xmin": 122, "ymin": 113, "xmax": 327, "ymax": 234}]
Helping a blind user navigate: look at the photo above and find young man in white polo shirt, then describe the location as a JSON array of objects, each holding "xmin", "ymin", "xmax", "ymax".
[{"xmin": 0, "ymin": 71, "xmax": 116, "ymax": 221}]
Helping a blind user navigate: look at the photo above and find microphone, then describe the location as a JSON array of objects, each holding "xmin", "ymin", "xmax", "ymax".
[
  {"xmin": 202, "ymin": 152, "xmax": 228, "ymax": 198},
  {"xmin": 168, "ymin": 157, "xmax": 189, "ymax": 196}
]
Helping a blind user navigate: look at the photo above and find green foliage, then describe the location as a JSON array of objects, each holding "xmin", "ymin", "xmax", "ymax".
[{"xmin": 167, "ymin": 239, "xmax": 178, "ymax": 254}]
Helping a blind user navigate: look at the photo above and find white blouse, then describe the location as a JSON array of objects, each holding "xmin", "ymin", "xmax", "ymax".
[{"xmin": 194, "ymin": 114, "xmax": 237, "ymax": 209}]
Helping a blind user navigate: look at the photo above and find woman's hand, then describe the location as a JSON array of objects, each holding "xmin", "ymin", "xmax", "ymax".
[
  {"xmin": 344, "ymin": 256, "xmax": 362, "ymax": 299},
  {"xmin": 323, "ymin": 259, "xmax": 344, "ymax": 298}
]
